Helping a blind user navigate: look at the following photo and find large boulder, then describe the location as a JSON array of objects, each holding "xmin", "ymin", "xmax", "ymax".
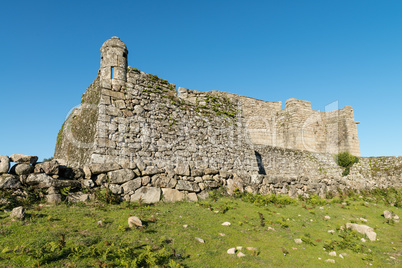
[
  {"xmin": 162, "ymin": 188, "xmax": 185, "ymax": 202},
  {"xmin": 34, "ymin": 160, "xmax": 60, "ymax": 175},
  {"xmin": 346, "ymin": 223, "xmax": 377, "ymax": 241},
  {"xmin": 107, "ymin": 169, "xmax": 135, "ymax": 184},
  {"xmin": 26, "ymin": 173, "xmax": 55, "ymax": 188},
  {"xmin": 0, "ymin": 174, "xmax": 21, "ymax": 189},
  {"xmin": 89, "ymin": 163, "xmax": 121, "ymax": 175},
  {"xmin": 0, "ymin": 155, "xmax": 10, "ymax": 174},
  {"xmin": 176, "ymin": 180, "xmax": 200, "ymax": 192},
  {"xmin": 10, "ymin": 154, "xmax": 38, "ymax": 164},
  {"xmin": 131, "ymin": 187, "xmax": 161, "ymax": 203}
]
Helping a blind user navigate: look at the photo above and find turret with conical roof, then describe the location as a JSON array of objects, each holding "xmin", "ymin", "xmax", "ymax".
[{"xmin": 100, "ymin": 36, "xmax": 128, "ymax": 89}]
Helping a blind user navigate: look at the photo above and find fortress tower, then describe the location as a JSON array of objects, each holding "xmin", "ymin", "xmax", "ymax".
[{"xmin": 100, "ymin": 36, "xmax": 128, "ymax": 89}]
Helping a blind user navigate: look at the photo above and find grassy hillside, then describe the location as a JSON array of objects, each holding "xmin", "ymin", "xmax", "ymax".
[{"xmin": 0, "ymin": 188, "xmax": 400, "ymax": 267}]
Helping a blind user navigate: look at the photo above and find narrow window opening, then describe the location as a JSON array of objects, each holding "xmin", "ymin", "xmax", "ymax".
[
  {"xmin": 255, "ymin": 151, "xmax": 266, "ymax": 175},
  {"xmin": 111, "ymin": 67, "xmax": 114, "ymax": 79}
]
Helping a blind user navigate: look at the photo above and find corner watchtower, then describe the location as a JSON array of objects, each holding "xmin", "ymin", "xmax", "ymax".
[{"xmin": 100, "ymin": 36, "xmax": 128, "ymax": 89}]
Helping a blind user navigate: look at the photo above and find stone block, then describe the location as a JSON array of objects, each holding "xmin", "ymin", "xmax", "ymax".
[
  {"xmin": 176, "ymin": 180, "xmax": 200, "ymax": 192},
  {"xmin": 131, "ymin": 187, "xmax": 161, "ymax": 204},
  {"xmin": 0, "ymin": 174, "xmax": 21, "ymax": 189},
  {"xmin": 107, "ymin": 169, "xmax": 135, "ymax": 184},
  {"xmin": 10, "ymin": 154, "xmax": 38, "ymax": 164},
  {"xmin": 122, "ymin": 178, "xmax": 142, "ymax": 195},
  {"xmin": 162, "ymin": 188, "xmax": 185, "ymax": 202}
]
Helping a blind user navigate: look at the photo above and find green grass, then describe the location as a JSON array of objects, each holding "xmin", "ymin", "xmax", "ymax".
[{"xmin": 0, "ymin": 191, "xmax": 400, "ymax": 267}]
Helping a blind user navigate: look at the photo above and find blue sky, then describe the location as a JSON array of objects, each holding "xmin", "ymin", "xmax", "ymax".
[{"xmin": 1, "ymin": 0, "xmax": 401, "ymax": 160}]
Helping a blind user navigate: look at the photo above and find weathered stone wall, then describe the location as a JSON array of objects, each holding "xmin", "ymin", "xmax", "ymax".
[{"xmin": 1, "ymin": 154, "xmax": 401, "ymax": 205}]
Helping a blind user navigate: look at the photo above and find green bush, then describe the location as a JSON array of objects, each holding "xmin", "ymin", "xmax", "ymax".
[{"xmin": 335, "ymin": 152, "xmax": 359, "ymax": 176}]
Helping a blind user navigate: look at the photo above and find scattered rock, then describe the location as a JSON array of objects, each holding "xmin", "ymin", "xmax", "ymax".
[
  {"xmin": 183, "ymin": 224, "xmax": 188, "ymax": 228},
  {"xmin": 361, "ymin": 238, "xmax": 366, "ymax": 242},
  {"xmin": 195, "ymin": 237, "xmax": 205, "ymax": 243},
  {"xmin": 95, "ymin": 173, "xmax": 108, "ymax": 186},
  {"xmin": 97, "ymin": 220, "xmax": 103, "ymax": 227},
  {"xmin": 10, "ymin": 206, "xmax": 25, "ymax": 220},
  {"xmin": 222, "ymin": 222, "xmax": 231, "ymax": 226},
  {"xmin": 227, "ymin": 248, "xmax": 236, "ymax": 254},
  {"xmin": 325, "ymin": 259, "xmax": 335, "ymax": 263},
  {"xmin": 47, "ymin": 193, "xmax": 62, "ymax": 204},
  {"xmin": 383, "ymin": 210, "xmax": 399, "ymax": 221},
  {"xmin": 324, "ymin": 216, "xmax": 331, "ymax": 220},
  {"xmin": 268, "ymin": 227, "xmax": 276, "ymax": 231},
  {"xmin": 128, "ymin": 216, "xmax": 142, "ymax": 228},
  {"xmin": 10, "ymin": 154, "xmax": 38, "ymax": 164},
  {"xmin": 237, "ymin": 252, "xmax": 245, "ymax": 257},
  {"xmin": 218, "ymin": 233, "xmax": 225, "ymax": 236},
  {"xmin": 339, "ymin": 254, "xmax": 344, "ymax": 259},
  {"xmin": 359, "ymin": 217, "xmax": 368, "ymax": 222},
  {"xmin": 236, "ymin": 246, "xmax": 243, "ymax": 250},
  {"xmin": 294, "ymin": 238, "xmax": 302, "ymax": 244},
  {"xmin": 67, "ymin": 192, "xmax": 89, "ymax": 203},
  {"xmin": 328, "ymin": 230, "xmax": 335, "ymax": 234},
  {"xmin": 346, "ymin": 223, "xmax": 377, "ymax": 241},
  {"xmin": 0, "ymin": 155, "xmax": 10, "ymax": 174},
  {"xmin": 329, "ymin": 251, "xmax": 336, "ymax": 256},
  {"xmin": 246, "ymin": 247, "xmax": 257, "ymax": 251}
]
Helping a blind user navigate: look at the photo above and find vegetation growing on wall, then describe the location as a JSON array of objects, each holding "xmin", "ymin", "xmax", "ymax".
[{"xmin": 336, "ymin": 152, "xmax": 359, "ymax": 176}]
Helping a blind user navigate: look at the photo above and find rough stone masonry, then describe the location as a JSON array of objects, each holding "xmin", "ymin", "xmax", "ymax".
[{"xmin": 0, "ymin": 36, "xmax": 387, "ymax": 203}]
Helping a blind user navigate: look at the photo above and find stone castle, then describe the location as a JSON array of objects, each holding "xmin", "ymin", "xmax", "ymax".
[
  {"xmin": 0, "ymin": 37, "xmax": 400, "ymax": 204},
  {"xmin": 54, "ymin": 36, "xmax": 360, "ymax": 172}
]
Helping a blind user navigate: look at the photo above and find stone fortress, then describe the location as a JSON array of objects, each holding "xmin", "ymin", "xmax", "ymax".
[
  {"xmin": 1, "ymin": 37, "xmax": 400, "ymax": 204},
  {"xmin": 55, "ymin": 36, "xmax": 360, "ymax": 170}
]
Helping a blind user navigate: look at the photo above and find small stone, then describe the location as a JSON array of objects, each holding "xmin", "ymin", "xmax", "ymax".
[
  {"xmin": 319, "ymin": 207, "xmax": 324, "ymax": 210},
  {"xmin": 324, "ymin": 216, "xmax": 331, "ymax": 220},
  {"xmin": 227, "ymin": 248, "xmax": 236, "ymax": 254},
  {"xmin": 360, "ymin": 217, "xmax": 367, "ymax": 222},
  {"xmin": 183, "ymin": 224, "xmax": 188, "ymax": 228},
  {"xmin": 218, "ymin": 233, "xmax": 225, "ymax": 236},
  {"xmin": 268, "ymin": 227, "xmax": 276, "ymax": 231},
  {"xmin": 329, "ymin": 251, "xmax": 336, "ymax": 256},
  {"xmin": 97, "ymin": 220, "xmax": 103, "ymax": 227},
  {"xmin": 246, "ymin": 247, "xmax": 257, "ymax": 251},
  {"xmin": 47, "ymin": 194, "xmax": 61, "ymax": 204},
  {"xmin": 294, "ymin": 238, "xmax": 302, "ymax": 244},
  {"xmin": 214, "ymin": 210, "xmax": 219, "ymax": 213},
  {"xmin": 10, "ymin": 206, "xmax": 25, "ymax": 220},
  {"xmin": 325, "ymin": 259, "xmax": 335, "ymax": 263},
  {"xmin": 339, "ymin": 254, "xmax": 344, "ymax": 259},
  {"xmin": 237, "ymin": 252, "xmax": 245, "ymax": 257},
  {"xmin": 236, "ymin": 246, "xmax": 243, "ymax": 250},
  {"xmin": 222, "ymin": 222, "xmax": 231, "ymax": 226},
  {"xmin": 83, "ymin": 179, "xmax": 95, "ymax": 188},
  {"xmin": 195, "ymin": 237, "xmax": 205, "ymax": 243},
  {"xmin": 328, "ymin": 230, "xmax": 335, "ymax": 234},
  {"xmin": 361, "ymin": 238, "xmax": 366, "ymax": 242},
  {"xmin": 128, "ymin": 216, "xmax": 142, "ymax": 228}
]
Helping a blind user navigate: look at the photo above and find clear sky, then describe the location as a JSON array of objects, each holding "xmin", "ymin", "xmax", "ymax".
[{"xmin": 1, "ymin": 0, "xmax": 401, "ymax": 160}]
